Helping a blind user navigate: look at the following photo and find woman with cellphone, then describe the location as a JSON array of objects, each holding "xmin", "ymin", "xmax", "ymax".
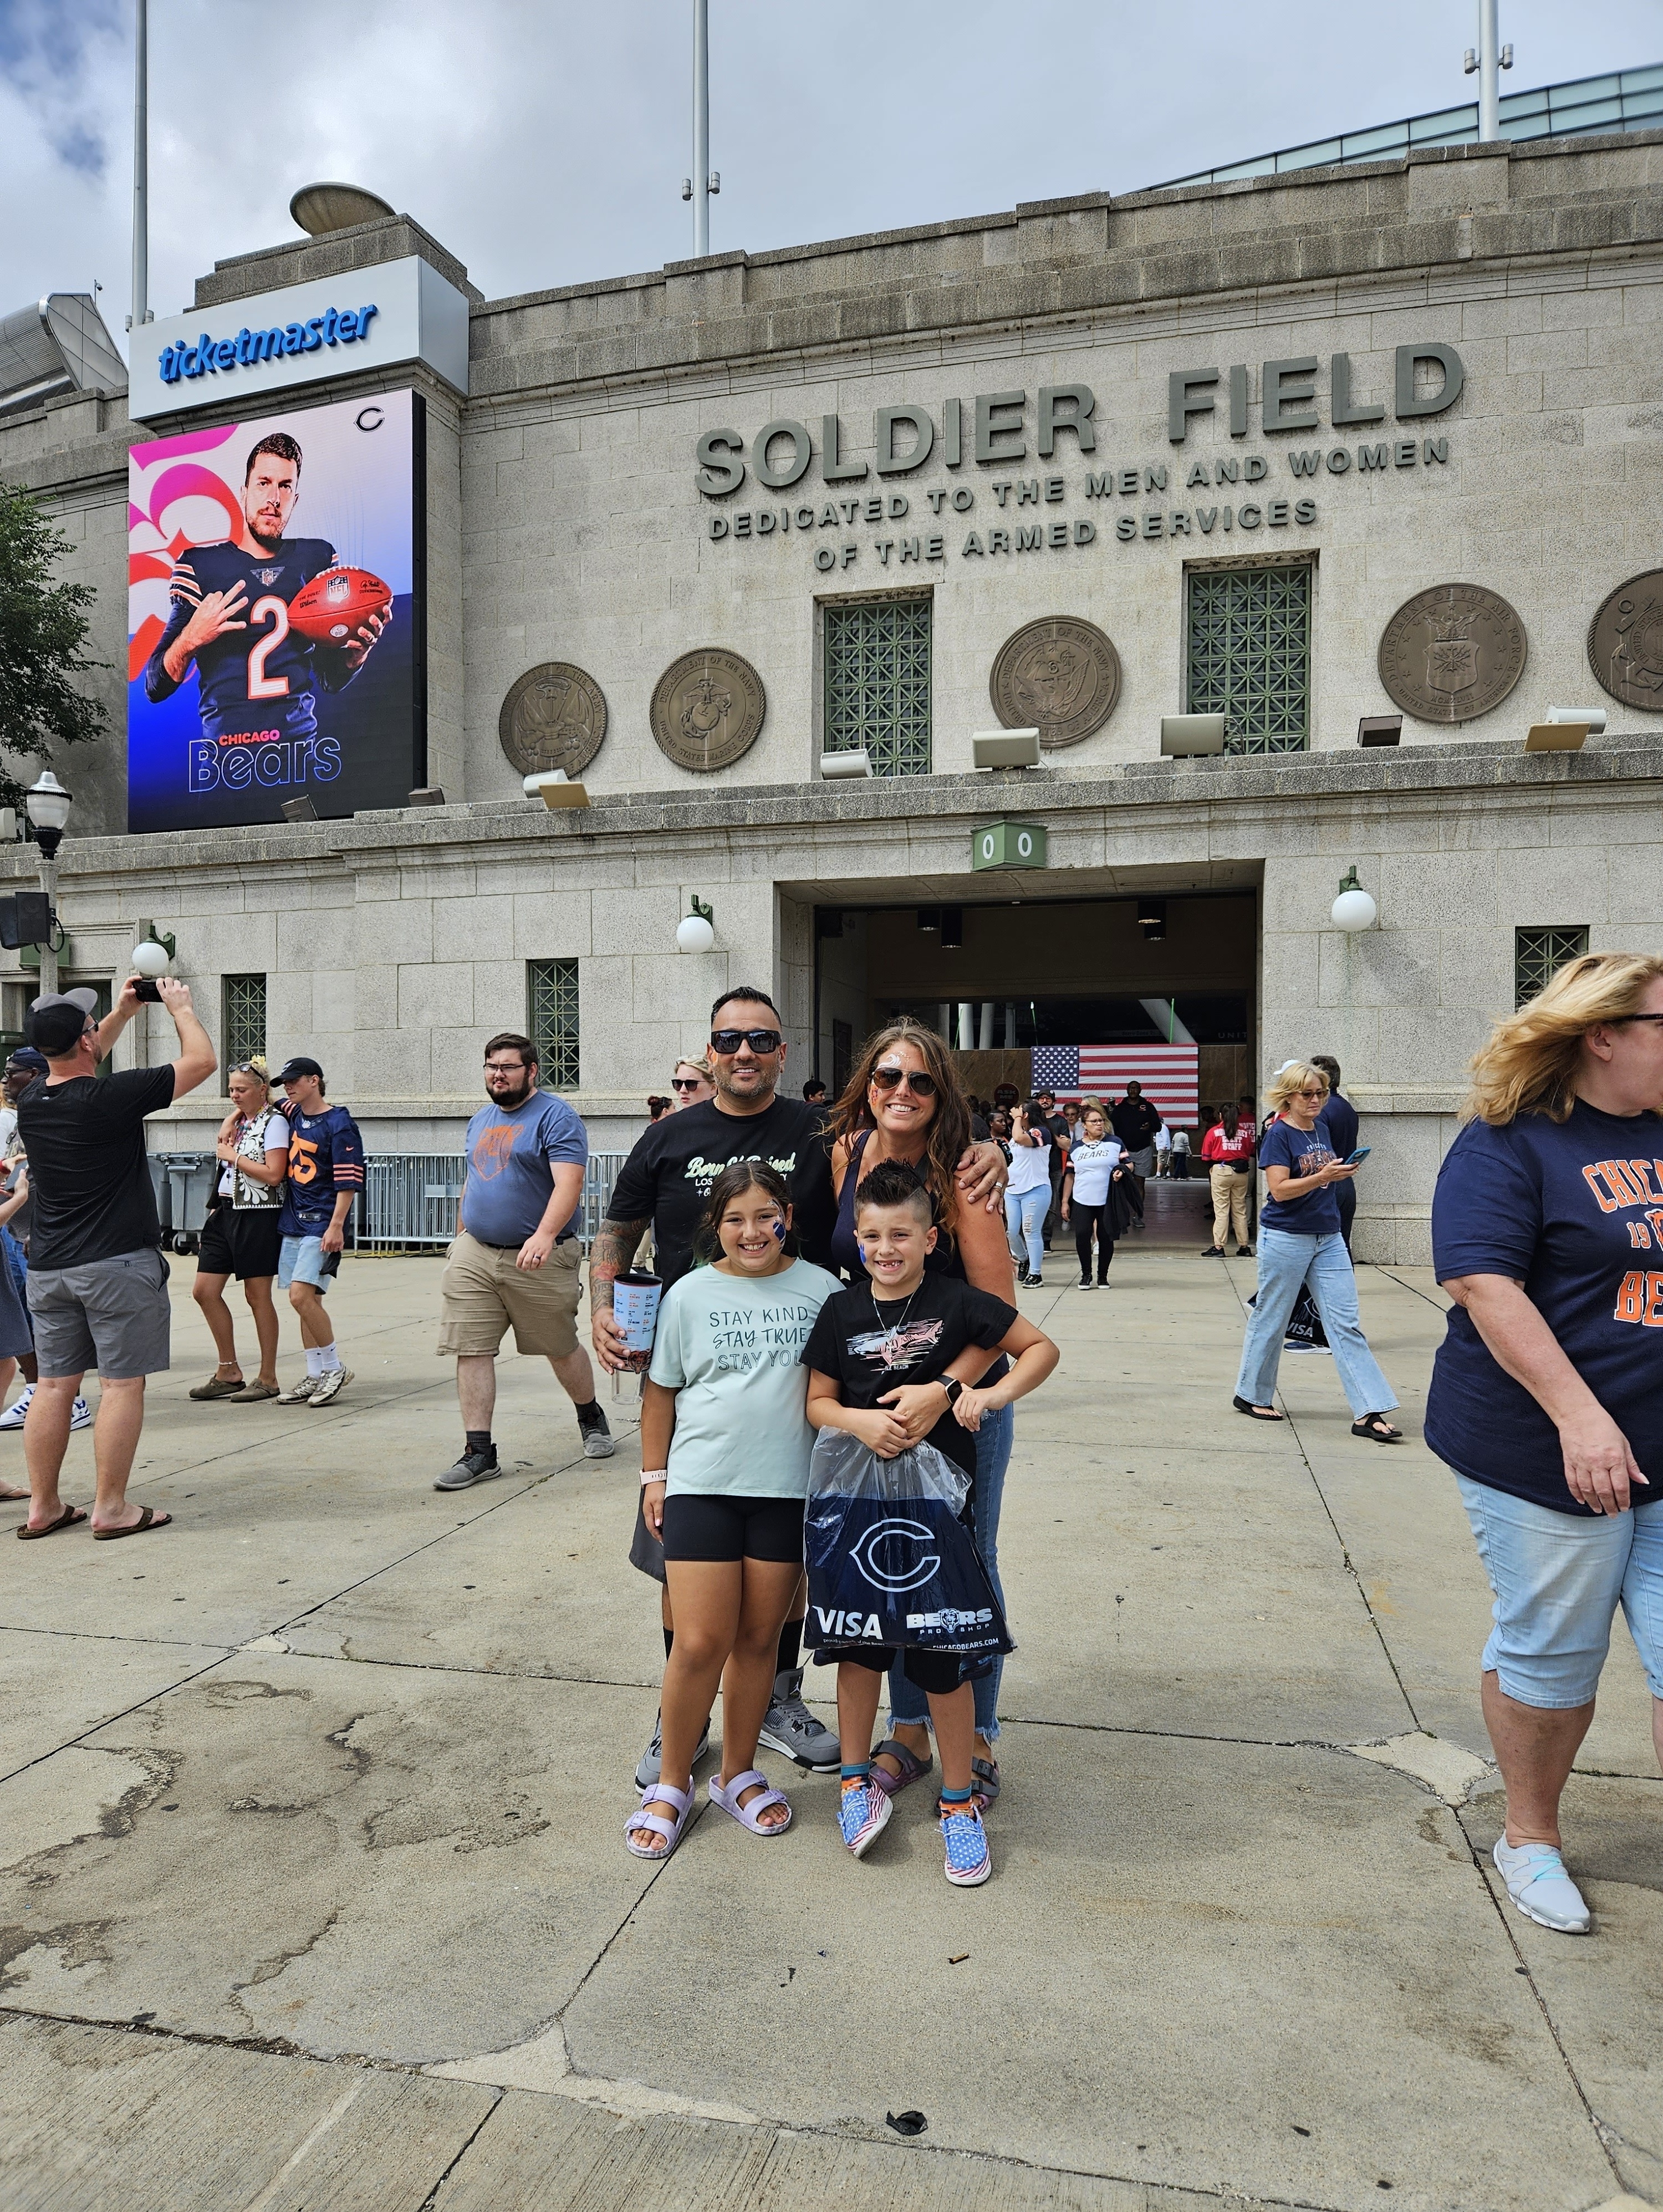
[{"xmin": 1232, "ymin": 1060, "xmax": 1400, "ymax": 1439}]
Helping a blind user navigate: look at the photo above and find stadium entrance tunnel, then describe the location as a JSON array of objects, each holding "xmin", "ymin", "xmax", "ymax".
[{"xmin": 801, "ymin": 881, "xmax": 1258, "ymax": 1184}]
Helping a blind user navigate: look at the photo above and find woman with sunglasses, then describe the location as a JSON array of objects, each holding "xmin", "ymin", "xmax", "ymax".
[
  {"xmin": 1428, "ymin": 952, "xmax": 1663, "ymax": 1937},
  {"xmin": 190, "ymin": 1058, "xmax": 290, "ymax": 1403},
  {"xmin": 670, "ymin": 1058, "xmax": 715, "ymax": 1109},
  {"xmin": 827, "ymin": 1021, "xmax": 1020, "ymax": 1807},
  {"xmin": 1232, "ymin": 1060, "xmax": 1399, "ymax": 1439}
]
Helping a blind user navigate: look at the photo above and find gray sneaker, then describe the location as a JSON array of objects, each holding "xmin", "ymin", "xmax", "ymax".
[
  {"xmin": 579, "ymin": 1407, "xmax": 615, "ymax": 1459},
  {"xmin": 634, "ymin": 1712, "xmax": 711, "ymax": 1790},
  {"xmin": 434, "ymin": 1448, "xmax": 501, "ymax": 1492},
  {"xmin": 757, "ymin": 1666, "xmax": 841, "ymax": 1772}
]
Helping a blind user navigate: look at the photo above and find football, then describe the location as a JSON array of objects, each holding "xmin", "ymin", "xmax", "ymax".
[{"xmin": 287, "ymin": 565, "xmax": 393, "ymax": 645}]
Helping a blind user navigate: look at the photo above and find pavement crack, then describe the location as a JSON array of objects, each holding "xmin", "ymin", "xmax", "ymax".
[{"xmin": 416, "ymin": 2086, "xmax": 504, "ymax": 2212}]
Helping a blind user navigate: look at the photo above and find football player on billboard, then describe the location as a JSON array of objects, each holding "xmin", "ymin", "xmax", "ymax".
[{"xmin": 143, "ymin": 432, "xmax": 390, "ymax": 745}]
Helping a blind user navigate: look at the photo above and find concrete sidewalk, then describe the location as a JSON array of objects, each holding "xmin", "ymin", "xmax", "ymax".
[{"xmin": 2, "ymin": 1253, "xmax": 1657, "ymax": 2212}]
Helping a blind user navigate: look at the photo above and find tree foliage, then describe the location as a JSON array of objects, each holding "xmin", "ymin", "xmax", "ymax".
[{"xmin": 0, "ymin": 480, "xmax": 105, "ymax": 813}]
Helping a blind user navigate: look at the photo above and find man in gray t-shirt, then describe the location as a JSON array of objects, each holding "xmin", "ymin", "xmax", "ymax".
[{"xmin": 432, "ymin": 1029, "xmax": 613, "ymax": 1491}]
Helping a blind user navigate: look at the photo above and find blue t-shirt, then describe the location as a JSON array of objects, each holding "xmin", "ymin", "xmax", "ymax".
[
  {"xmin": 1426, "ymin": 1102, "xmax": 1663, "ymax": 1513},
  {"xmin": 277, "ymin": 1103, "xmax": 365, "ymax": 1236},
  {"xmin": 461, "ymin": 1092, "xmax": 588, "ymax": 1247},
  {"xmin": 1257, "ymin": 1117, "xmax": 1342, "ymax": 1236}
]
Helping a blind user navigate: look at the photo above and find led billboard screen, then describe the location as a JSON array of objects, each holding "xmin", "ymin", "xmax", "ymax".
[{"xmin": 126, "ymin": 388, "xmax": 424, "ymax": 832}]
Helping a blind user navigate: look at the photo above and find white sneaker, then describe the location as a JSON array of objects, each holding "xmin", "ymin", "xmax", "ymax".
[
  {"xmin": 0, "ymin": 1384, "xmax": 33, "ymax": 1429},
  {"xmin": 276, "ymin": 1374, "xmax": 322, "ymax": 1404},
  {"xmin": 308, "ymin": 1366, "xmax": 353, "ymax": 1408},
  {"xmin": 70, "ymin": 1396, "xmax": 91, "ymax": 1430},
  {"xmin": 1493, "ymin": 1838, "xmax": 1592, "ymax": 1933}
]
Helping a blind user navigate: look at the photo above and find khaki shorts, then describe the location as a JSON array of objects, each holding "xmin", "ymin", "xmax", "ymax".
[{"xmin": 436, "ymin": 1230, "xmax": 582, "ymax": 1359}]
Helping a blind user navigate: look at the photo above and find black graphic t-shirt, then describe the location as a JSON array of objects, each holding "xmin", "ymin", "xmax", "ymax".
[
  {"xmin": 606, "ymin": 1095, "xmax": 836, "ymax": 1287},
  {"xmin": 1428, "ymin": 1099, "xmax": 1663, "ymax": 1513},
  {"xmin": 802, "ymin": 1273, "xmax": 1017, "ymax": 1478}
]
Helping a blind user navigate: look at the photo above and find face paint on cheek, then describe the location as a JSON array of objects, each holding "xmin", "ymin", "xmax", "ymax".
[
  {"xmin": 772, "ymin": 1221, "xmax": 785, "ymax": 1242},
  {"xmin": 856, "ymin": 1243, "xmax": 866, "ymax": 1265}
]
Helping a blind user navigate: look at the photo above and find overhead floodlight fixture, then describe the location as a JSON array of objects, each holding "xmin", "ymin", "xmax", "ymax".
[
  {"xmin": 820, "ymin": 748, "xmax": 872, "ymax": 779},
  {"xmin": 1160, "ymin": 714, "xmax": 1227, "ymax": 757},
  {"xmin": 972, "ymin": 728, "xmax": 1042, "ymax": 770},
  {"xmin": 916, "ymin": 908, "xmax": 941, "ymax": 932},
  {"xmin": 1547, "ymin": 705, "xmax": 1606, "ymax": 734},
  {"xmin": 407, "ymin": 786, "xmax": 446, "ymax": 807},
  {"xmin": 1524, "ymin": 723, "xmax": 1588, "ymax": 753},
  {"xmin": 940, "ymin": 906, "xmax": 963, "ymax": 950},
  {"xmin": 523, "ymin": 770, "xmax": 590, "ymax": 809},
  {"xmin": 1358, "ymin": 715, "xmax": 1402, "ymax": 747},
  {"xmin": 279, "ymin": 795, "xmax": 318, "ymax": 823}
]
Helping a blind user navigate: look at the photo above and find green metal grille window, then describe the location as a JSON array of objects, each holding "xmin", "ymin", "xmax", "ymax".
[
  {"xmin": 222, "ymin": 974, "xmax": 266, "ymax": 1076},
  {"xmin": 824, "ymin": 598, "xmax": 932, "ymax": 777},
  {"xmin": 1515, "ymin": 927, "xmax": 1589, "ymax": 1010},
  {"xmin": 528, "ymin": 957, "xmax": 580, "ymax": 1090},
  {"xmin": 1186, "ymin": 565, "xmax": 1312, "ymax": 753}
]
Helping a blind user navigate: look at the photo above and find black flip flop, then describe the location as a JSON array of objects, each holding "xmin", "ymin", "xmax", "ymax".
[
  {"xmin": 1351, "ymin": 1414, "xmax": 1403, "ymax": 1444},
  {"xmin": 92, "ymin": 1506, "xmax": 173, "ymax": 1541},
  {"xmin": 1232, "ymin": 1395, "xmax": 1284, "ymax": 1422},
  {"xmin": 17, "ymin": 1503, "xmax": 88, "ymax": 1540}
]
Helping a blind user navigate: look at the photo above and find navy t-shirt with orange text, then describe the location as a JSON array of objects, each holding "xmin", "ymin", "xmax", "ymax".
[{"xmin": 1426, "ymin": 1102, "xmax": 1663, "ymax": 1513}]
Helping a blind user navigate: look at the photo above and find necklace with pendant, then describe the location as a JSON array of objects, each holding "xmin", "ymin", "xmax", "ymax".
[{"xmin": 871, "ymin": 1281, "xmax": 921, "ymax": 1355}]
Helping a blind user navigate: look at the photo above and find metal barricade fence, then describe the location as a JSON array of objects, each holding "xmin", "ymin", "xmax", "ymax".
[{"xmin": 360, "ymin": 1153, "xmax": 629, "ymax": 1255}]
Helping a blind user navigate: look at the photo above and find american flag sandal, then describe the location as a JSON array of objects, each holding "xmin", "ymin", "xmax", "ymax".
[
  {"xmin": 624, "ymin": 1780, "xmax": 692, "ymax": 1860},
  {"xmin": 708, "ymin": 1768, "xmax": 793, "ymax": 1835}
]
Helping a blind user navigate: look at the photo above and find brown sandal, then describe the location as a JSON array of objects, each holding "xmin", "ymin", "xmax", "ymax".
[
  {"xmin": 92, "ymin": 1506, "xmax": 172, "ymax": 1541},
  {"xmin": 17, "ymin": 1504, "xmax": 87, "ymax": 1540}
]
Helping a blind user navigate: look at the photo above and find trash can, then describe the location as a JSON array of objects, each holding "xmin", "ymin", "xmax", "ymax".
[{"xmin": 156, "ymin": 1153, "xmax": 214, "ymax": 1253}]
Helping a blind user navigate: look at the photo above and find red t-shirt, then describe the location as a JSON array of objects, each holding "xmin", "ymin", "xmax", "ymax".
[{"xmin": 1201, "ymin": 1122, "xmax": 1257, "ymax": 1165}]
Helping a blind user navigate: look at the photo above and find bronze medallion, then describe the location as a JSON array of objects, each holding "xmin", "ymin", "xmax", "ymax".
[
  {"xmin": 650, "ymin": 648, "xmax": 766, "ymax": 772},
  {"xmin": 1377, "ymin": 583, "xmax": 1527, "ymax": 725},
  {"xmin": 498, "ymin": 662, "xmax": 608, "ymax": 777},
  {"xmin": 989, "ymin": 615, "xmax": 1121, "ymax": 749},
  {"xmin": 1587, "ymin": 570, "xmax": 1663, "ymax": 710}
]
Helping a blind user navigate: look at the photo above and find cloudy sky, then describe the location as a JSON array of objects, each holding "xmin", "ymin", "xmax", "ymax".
[{"xmin": 1, "ymin": 0, "xmax": 1657, "ymax": 347}]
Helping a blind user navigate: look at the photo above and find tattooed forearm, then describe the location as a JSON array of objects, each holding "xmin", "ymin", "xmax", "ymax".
[{"xmin": 588, "ymin": 1219, "xmax": 648, "ymax": 1309}]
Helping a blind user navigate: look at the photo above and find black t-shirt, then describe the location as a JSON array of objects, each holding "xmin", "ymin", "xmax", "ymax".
[
  {"xmin": 19, "ymin": 1067, "xmax": 176, "ymax": 1269},
  {"xmin": 802, "ymin": 1273, "xmax": 1017, "ymax": 1478},
  {"xmin": 605, "ymin": 1094, "xmax": 836, "ymax": 1288},
  {"xmin": 1112, "ymin": 1097, "xmax": 1162, "ymax": 1150}
]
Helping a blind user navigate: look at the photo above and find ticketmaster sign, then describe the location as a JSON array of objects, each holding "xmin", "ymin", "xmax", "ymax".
[{"xmin": 127, "ymin": 256, "xmax": 470, "ymax": 422}]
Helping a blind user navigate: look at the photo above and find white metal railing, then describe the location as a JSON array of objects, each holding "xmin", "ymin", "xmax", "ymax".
[{"xmin": 359, "ymin": 1152, "xmax": 629, "ymax": 1254}]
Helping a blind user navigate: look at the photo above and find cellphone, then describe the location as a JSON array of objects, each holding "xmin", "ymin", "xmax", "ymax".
[
  {"xmin": 1345, "ymin": 1146, "xmax": 1371, "ymax": 1165},
  {"xmin": 133, "ymin": 977, "xmax": 161, "ymax": 1002}
]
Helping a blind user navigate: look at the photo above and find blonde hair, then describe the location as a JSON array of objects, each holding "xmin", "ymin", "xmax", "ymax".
[
  {"xmin": 1266, "ymin": 1061, "xmax": 1329, "ymax": 1114},
  {"xmin": 672, "ymin": 1056, "xmax": 713, "ymax": 1083},
  {"xmin": 1465, "ymin": 951, "xmax": 1663, "ymax": 1125}
]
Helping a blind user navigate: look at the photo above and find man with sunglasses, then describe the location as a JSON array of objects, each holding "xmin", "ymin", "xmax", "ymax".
[{"xmin": 593, "ymin": 986, "xmax": 1008, "ymax": 1786}]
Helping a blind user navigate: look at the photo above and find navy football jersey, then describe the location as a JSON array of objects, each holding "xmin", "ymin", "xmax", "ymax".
[{"xmin": 144, "ymin": 537, "xmax": 359, "ymax": 741}]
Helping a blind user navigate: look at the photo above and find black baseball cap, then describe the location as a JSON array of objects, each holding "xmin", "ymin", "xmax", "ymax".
[
  {"xmin": 24, "ymin": 988, "xmax": 99, "ymax": 1057},
  {"xmin": 273, "ymin": 1056, "xmax": 325, "ymax": 1083},
  {"xmin": 6, "ymin": 1046, "xmax": 49, "ymax": 1074}
]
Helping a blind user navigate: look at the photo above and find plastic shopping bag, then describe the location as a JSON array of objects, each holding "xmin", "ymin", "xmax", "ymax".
[{"xmin": 804, "ymin": 1430, "xmax": 1012, "ymax": 1657}]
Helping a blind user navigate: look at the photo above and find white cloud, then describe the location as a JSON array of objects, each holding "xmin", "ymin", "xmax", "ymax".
[{"xmin": 2, "ymin": 0, "xmax": 1658, "ymax": 351}]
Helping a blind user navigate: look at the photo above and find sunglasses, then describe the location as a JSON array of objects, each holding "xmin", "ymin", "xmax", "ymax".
[
  {"xmin": 870, "ymin": 1065, "xmax": 938, "ymax": 1098},
  {"xmin": 1295, "ymin": 1088, "xmax": 1327, "ymax": 1100},
  {"xmin": 710, "ymin": 1028, "xmax": 782, "ymax": 1054},
  {"xmin": 671, "ymin": 1076, "xmax": 705, "ymax": 1090}
]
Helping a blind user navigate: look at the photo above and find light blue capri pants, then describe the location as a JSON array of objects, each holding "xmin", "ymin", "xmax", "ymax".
[{"xmin": 1456, "ymin": 1474, "xmax": 1663, "ymax": 1709}]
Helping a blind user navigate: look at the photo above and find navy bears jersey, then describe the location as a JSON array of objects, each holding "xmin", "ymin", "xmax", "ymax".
[{"xmin": 144, "ymin": 538, "xmax": 359, "ymax": 742}]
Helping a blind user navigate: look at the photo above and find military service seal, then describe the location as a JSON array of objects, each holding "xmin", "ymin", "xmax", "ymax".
[
  {"xmin": 650, "ymin": 648, "xmax": 767, "ymax": 772},
  {"xmin": 1377, "ymin": 584, "xmax": 1527, "ymax": 725},
  {"xmin": 990, "ymin": 615, "xmax": 1121, "ymax": 749}
]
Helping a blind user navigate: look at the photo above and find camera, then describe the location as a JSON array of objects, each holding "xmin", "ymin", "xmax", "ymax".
[{"xmin": 133, "ymin": 977, "xmax": 162, "ymax": 1002}]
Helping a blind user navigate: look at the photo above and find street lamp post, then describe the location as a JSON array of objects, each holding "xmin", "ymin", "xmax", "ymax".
[{"xmin": 24, "ymin": 773, "xmax": 73, "ymax": 996}]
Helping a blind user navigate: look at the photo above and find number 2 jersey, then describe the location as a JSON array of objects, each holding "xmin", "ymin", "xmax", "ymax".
[
  {"xmin": 143, "ymin": 537, "xmax": 357, "ymax": 742},
  {"xmin": 277, "ymin": 1100, "xmax": 366, "ymax": 1238}
]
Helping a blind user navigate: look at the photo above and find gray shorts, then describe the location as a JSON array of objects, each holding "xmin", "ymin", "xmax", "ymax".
[
  {"xmin": 1128, "ymin": 1145, "xmax": 1157, "ymax": 1176},
  {"xmin": 27, "ymin": 1248, "xmax": 172, "ymax": 1380}
]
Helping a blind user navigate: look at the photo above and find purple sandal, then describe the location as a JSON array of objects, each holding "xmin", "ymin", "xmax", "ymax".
[
  {"xmin": 709, "ymin": 1768, "xmax": 793, "ymax": 1835},
  {"xmin": 625, "ymin": 1780, "xmax": 692, "ymax": 1860},
  {"xmin": 869, "ymin": 1737, "xmax": 933, "ymax": 1799}
]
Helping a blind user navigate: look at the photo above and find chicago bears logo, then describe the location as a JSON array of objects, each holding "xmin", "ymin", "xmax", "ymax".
[{"xmin": 848, "ymin": 1516, "xmax": 941, "ymax": 1595}]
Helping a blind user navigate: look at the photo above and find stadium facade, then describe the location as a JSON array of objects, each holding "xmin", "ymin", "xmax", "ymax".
[{"xmin": 3, "ymin": 100, "xmax": 1663, "ymax": 1260}]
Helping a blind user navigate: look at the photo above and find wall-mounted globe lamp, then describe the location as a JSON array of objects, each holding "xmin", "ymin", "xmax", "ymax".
[
  {"xmin": 1330, "ymin": 867, "xmax": 1378, "ymax": 933},
  {"xmin": 675, "ymin": 896, "xmax": 716, "ymax": 955}
]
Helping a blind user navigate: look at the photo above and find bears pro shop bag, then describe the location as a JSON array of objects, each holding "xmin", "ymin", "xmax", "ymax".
[{"xmin": 804, "ymin": 1430, "xmax": 1012, "ymax": 1657}]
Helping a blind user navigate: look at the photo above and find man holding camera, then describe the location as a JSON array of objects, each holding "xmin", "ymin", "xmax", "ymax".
[{"xmin": 17, "ymin": 978, "xmax": 216, "ymax": 1540}]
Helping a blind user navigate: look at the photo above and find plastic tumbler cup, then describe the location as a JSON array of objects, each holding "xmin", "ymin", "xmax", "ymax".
[{"xmin": 613, "ymin": 1270, "xmax": 662, "ymax": 1372}]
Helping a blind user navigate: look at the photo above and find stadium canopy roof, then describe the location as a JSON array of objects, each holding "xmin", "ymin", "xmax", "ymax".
[
  {"xmin": 1149, "ymin": 61, "xmax": 1663, "ymax": 192},
  {"xmin": 0, "ymin": 293, "xmax": 126, "ymax": 421}
]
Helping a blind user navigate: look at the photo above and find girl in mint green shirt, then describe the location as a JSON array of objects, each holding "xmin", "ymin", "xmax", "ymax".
[{"xmin": 626, "ymin": 1162, "xmax": 838, "ymax": 1861}]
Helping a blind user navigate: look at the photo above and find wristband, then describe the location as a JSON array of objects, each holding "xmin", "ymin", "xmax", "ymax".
[{"xmin": 640, "ymin": 1470, "xmax": 669, "ymax": 1487}]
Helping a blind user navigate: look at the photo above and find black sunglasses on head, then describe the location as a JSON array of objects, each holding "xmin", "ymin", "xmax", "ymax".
[{"xmin": 710, "ymin": 1028, "xmax": 783, "ymax": 1054}]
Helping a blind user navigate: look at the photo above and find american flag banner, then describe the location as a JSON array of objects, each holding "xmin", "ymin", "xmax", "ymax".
[{"xmin": 1030, "ymin": 1046, "xmax": 1199, "ymax": 1123}]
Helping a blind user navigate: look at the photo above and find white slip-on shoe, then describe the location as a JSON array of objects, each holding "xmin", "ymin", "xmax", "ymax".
[{"xmin": 1493, "ymin": 1838, "xmax": 1592, "ymax": 1933}]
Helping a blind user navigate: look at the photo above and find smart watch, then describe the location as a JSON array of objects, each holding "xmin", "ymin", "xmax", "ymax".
[{"xmin": 942, "ymin": 1378, "xmax": 964, "ymax": 1407}]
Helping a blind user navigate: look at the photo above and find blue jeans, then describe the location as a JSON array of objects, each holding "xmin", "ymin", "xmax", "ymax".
[
  {"xmin": 1005, "ymin": 1187, "xmax": 1047, "ymax": 1276},
  {"xmin": 1457, "ymin": 1475, "xmax": 1663, "ymax": 1708},
  {"xmin": 1235, "ymin": 1228, "xmax": 1398, "ymax": 1420},
  {"xmin": 888, "ymin": 1399, "xmax": 1014, "ymax": 1745}
]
